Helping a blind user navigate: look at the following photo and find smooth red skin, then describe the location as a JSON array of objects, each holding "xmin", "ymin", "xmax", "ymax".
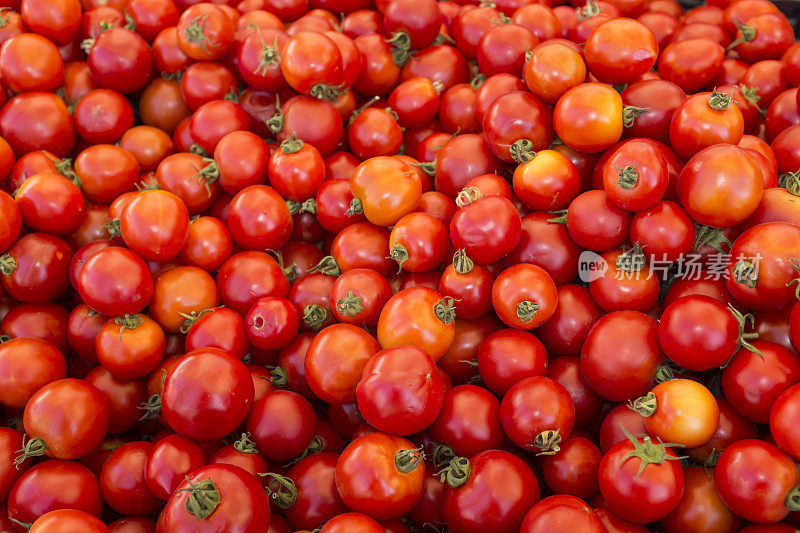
[
  {"xmin": 630, "ymin": 201, "xmax": 695, "ymax": 263},
  {"xmin": 330, "ymin": 268, "xmax": 393, "ymax": 327},
  {"xmin": 185, "ymin": 307, "xmax": 249, "ymax": 361},
  {"xmin": 772, "ymin": 124, "xmax": 800, "ymax": 175},
  {"xmin": 269, "ymin": 142, "xmax": 325, "ymax": 202},
  {"xmin": 76, "ymin": 246, "xmax": 152, "ymax": 316},
  {"xmin": 715, "ymin": 440, "xmax": 798, "ymax": 524},
  {"xmin": 438, "ymin": 316, "xmax": 497, "ymax": 386},
  {"xmin": 209, "ymin": 444, "xmax": 268, "ymax": 481},
  {"xmin": 14, "ymin": 173, "xmax": 85, "ymax": 235},
  {"xmin": 357, "ymin": 345, "xmax": 445, "ymax": 435},
  {"xmin": 28, "ymin": 509, "xmax": 108, "ymax": 533},
  {"xmin": 588, "ymin": 248, "xmax": 659, "ymax": 313},
  {"xmin": 439, "ymin": 83, "xmax": 479, "ymax": 134},
  {"xmin": 335, "ymin": 432, "xmax": 425, "ymax": 520},
  {"xmin": 430, "ymin": 384, "xmax": 504, "ymax": 458},
  {"xmin": 482, "ymin": 91, "xmax": 553, "ymax": 163},
  {"xmin": 84, "ymin": 367, "xmax": 146, "ymax": 434},
  {"xmin": 450, "ymin": 196, "xmax": 521, "ymax": 266},
  {"xmin": 598, "ymin": 405, "xmax": 648, "ymax": 453},
  {"xmin": 669, "ymin": 93, "xmax": 745, "ymax": 161},
  {"xmin": 726, "ymin": 222, "xmax": 800, "ymax": 311},
  {"xmin": 407, "ymin": 469, "xmax": 445, "ymax": 528},
  {"xmin": 658, "ymin": 295, "xmax": 739, "ymax": 371},
  {"xmin": 599, "ymin": 436, "xmax": 685, "ymax": 524},
  {"xmin": 741, "ymin": 60, "xmax": 789, "ymax": 109},
  {"xmin": 474, "ymin": 73, "xmax": 526, "ymax": 124},
  {"xmin": 285, "ymin": 452, "xmax": 348, "ymax": 530},
  {"xmin": 332, "ymin": 222, "xmax": 395, "ymax": 276},
  {"xmin": 237, "ymin": 29, "xmax": 289, "ymax": 91},
  {"xmin": 581, "ymin": 311, "xmax": 664, "ymax": 402},
  {"xmin": 541, "ymin": 436, "xmax": 602, "ymax": 498},
  {"xmin": 442, "ymin": 450, "xmax": 540, "ymax": 533},
  {"xmin": 477, "ymin": 329, "xmax": 547, "ymax": 395},
  {"xmin": 584, "ymin": 17, "xmax": 657, "ymax": 84},
  {"xmin": 548, "ymin": 355, "xmax": 605, "ymax": 429},
  {"xmin": 288, "ymin": 272, "xmax": 335, "ymax": 332},
  {"xmin": 765, "ymin": 88, "xmax": 800, "ymax": 143},
  {"xmin": 602, "ymin": 139, "xmax": 668, "ymax": 211},
  {"xmin": 321, "ymin": 513, "xmax": 384, "ymax": 533},
  {"xmin": 108, "ymin": 516, "xmax": 156, "ymax": 533},
  {"xmin": 476, "ymin": 23, "xmax": 538, "ymax": 77},
  {"xmin": 8, "ymin": 460, "xmax": 103, "ymax": 525},
  {"xmin": 22, "ymin": 378, "xmax": 110, "ymax": 460},
  {"xmin": 722, "ymin": 341, "xmax": 800, "ymax": 424},
  {"xmin": 245, "ymin": 296, "xmax": 299, "ymax": 350},
  {"xmin": 348, "ymin": 108, "xmax": 403, "ymax": 160},
  {"xmin": 0, "ymin": 428, "xmax": 28, "ymax": 501},
  {"xmin": 189, "ymin": 100, "xmax": 252, "ymax": 155},
  {"xmin": 565, "ymin": 190, "xmax": 631, "ymax": 252},
  {"xmin": 438, "ymin": 263, "xmax": 493, "ymax": 320},
  {"xmin": 657, "ymin": 38, "xmax": 724, "ymax": 93},
  {"xmin": 163, "ymin": 464, "xmax": 270, "ymax": 533},
  {"xmin": 179, "ymin": 62, "xmax": 237, "ymax": 111},
  {"xmin": 0, "ymin": 91, "xmax": 76, "ymax": 157},
  {"xmin": 505, "ymin": 212, "xmax": 581, "ymax": 286},
  {"xmin": 226, "ymin": 184, "xmax": 293, "ymax": 251},
  {"xmin": 663, "ymin": 277, "xmax": 732, "ymax": 307},
  {"xmin": 144, "ymin": 434, "xmax": 206, "ymax": 500},
  {"xmin": 178, "ymin": 214, "xmax": 233, "ymax": 271},
  {"xmin": 735, "ymin": 13, "xmax": 794, "ymax": 63},
  {"xmin": 434, "ymin": 133, "xmax": 504, "ymax": 199},
  {"xmin": 594, "ymin": 506, "xmax": 649, "ymax": 533},
  {"xmin": 279, "ymin": 95, "xmax": 344, "ymax": 156},
  {"xmin": 316, "ymin": 178, "xmax": 366, "ymax": 233},
  {"xmin": 771, "ymin": 383, "xmax": 800, "ymax": 461},
  {"xmin": 217, "ymin": 251, "xmax": 290, "ymax": 315},
  {"xmin": 2, "ymin": 233, "xmax": 72, "ymax": 304},
  {"xmin": 492, "ymin": 263, "xmax": 558, "ymax": 330},
  {"xmin": 0, "ymin": 190, "xmax": 20, "ymax": 253},
  {"xmin": 213, "ymin": 131, "xmax": 269, "ymax": 195},
  {"xmin": 100, "ymin": 442, "xmax": 161, "ymax": 516},
  {"xmin": 351, "ymin": 33, "xmax": 400, "ymax": 96},
  {"xmin": 535, "ymin": 284, "xmax": 603, "ymax": 357},
  {"xmin": 389, "ymin": 212, "xmax": 448, "ymax": 273},
  {"xmin": 501, "ymin": 376, "xmax": 575, "ymax": 451},
  {"xmin": 521, "ymin": 495, "xmax": 605, "ymax": 533},
  {"xmin": 246, "ymin": 389, "xmax": 316, "ymax": 461},
  {"xmin": 162, "ymin": 348, "xmax": 255, "ymax": 441},
  {"xmin": 451, "ymin": 5, "xmax": 501, "ymax": 59},
  {"xmin": 401, "ymin": 44, "xmax": 470, "ymax": 93},
  {"xmin": 120, "ymin": 190, "xmax": 189, "ymax": 262},
  {"xmin": 383, "ymin": 0, "xmax": 439, "ymax": 48},
  {"xmin": 0, "ymin": 337, "xmax": 66, "ymax": 408},
  {"xmin": 87, "ymin": 28, "xmax": 152, "ymax": 93},
  {"xmin": 0, "ymin": 303, "xmax": 64, "ymax": 351}
]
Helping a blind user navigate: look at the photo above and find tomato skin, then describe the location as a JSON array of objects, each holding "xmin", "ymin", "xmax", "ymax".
[
  {"xmin": 120, "ymin": 190, "xmax": 189, "ymax": 262},
  {"xmin": 639, "ymin": 379, "xmax": 719, "ymax": 448},
  {"xmin": 629, "ymin": 201, "xmax": 695, "ymax": 263},
  {"xmin": 176, "ymin": 4, "xmax": 235, "ymax": 60},
  {"xmin": 29, "ymin": 509, "xmax": 108, "ymax": 533},
  {"xmin": 388, "ymin": 212, "xmax": 448, "ymax": 273},
  {"xmin": 100, "ymin": 441, "xmax": 162, "ymax": 516},
  {"xmin": 449, "ymin": 195, "xmax": 521, "ymax": 266},
  {"xmin": 377, "ymin": 286, "xmax": 456, "ymax": 360},
  {"xmin": 602, "ymin": 138, "xmax": 667, "ymax": 212},
  {"xmin": 22, "ymin": 378, "xmax": 110, "ymax": 460},
  {"xmin": 722, "ymin": 340, "xmax": 800, "ymax": 424},
  {"xmin": 584, "ymin": 18, "xmax": 657, "ymax": 85},
  {"xmin": 564, "ymin": 190, "xmax": 632, "ymax": 252},
  {"xmin": 477, "ymin": 329, "xmax": 547, "ymax": 395},
  {"xmin": 540, "ymin": 436, "xmax": 602, "ymax": 499},
  {"xmin": 162, "ymin": 348, "xmax": 255, "ymax": 441},
  {"xmin": 0, "ymin": 428, "xmax": 29, "ymax": 502},
  {"xmin": 521, "ymin": 495, "xmax": 605, "ymax": 533},
  {"xmin": 0, "ymin": 33, "xmax": 64, "ymax": 93},
  {"xmin": 513, "ymin": 150, "xmax": 581, "ymax": 212},
  {"xmin": 771, "ymin": 383, "xmax": 800, "ymax": 461},
  {"xmin": 441, "ymin": 449, "xmax": 540, "ymax": 533},
  {"xmin": 77, "ymin": 247, "xmax": 153, "ymax": 317},
  {"xmin": 599, "ymin": 435, "xmax": 685, "ymax": 524},
  {"xmin": 430, "ymin": 384, "xmax": 504, "ymax": 458},
  {"xmin": 554, "ymin": 83, "xmax": 623, "ymax": 153},
  {"xmin": 621, "ymin": 79, "xmax": 686, "ymax": 144},
  {"xmin": 330, "ymin": 268, "xmax": 392, "ymax": 328},
  {"xmin": 335, "ymin": 433, "xmax": 426, "ymax": 520},
  {"xmin": 0, "ymin": 190, "xmax": 20, "ymax": 253},
  {"xmin": 144, "ymin": 434, "xmax": 206, "ymax": 501},
  {"xmin": 305, "ymin": 323, "xmax": 381, "ymax": 403},
  {"xmin": 715, "ymin": 440, "xmax": 799, "ymax": 524},
  {"xmin": 357, "ymin": 345, "xmax": 445, "ymax": 435},
  {"xmin": 581, "ymin": 310, "xmax": 664, "ymax": 402},
  {"xmin": 661, "ymin": 467, "xmax": 742, "ymax": 533},
  {"xmin": 87, "ymin": 28, "xmax": 153, "ymax": 94},
  {"xmin": 281, "ymin": 31, "xmax": 342, "ymax": 95},
  {"xmin": 657, "ymin": 38, "xmax": 724, "ymax": 93},
  {"xmin": 0, "ymin": 337, "xmax": 66, "ymax": 409},
  {"xmin": 524, "ymin": 40, "xmax": 586, "ymax": 105},
  {"xmin": 21, "ymin": 0, "xmax": 81, "ymax": 45},
  {"xmin": 246, "ymin": 389, "xmax": 316, "ymax": 461},
  {"xmin": 321, "ymin": 513, "xmax": 384, "ymax": 533},
  {"xmin": 482, "ymin": 91, "xmax": 553, "ymax": 163},
  {"xmin": 9, "ymin": 460, "xmax": 103, "ymax": 526},
  {"xmin": 351, "ymin": 156, "xmax": 422, "ymax": 228},
  {"xmin": 217, "ymin": 251, "xmax": 290, "ymax": 315},
  {"xmin": 163, "ymin": 464, "xmax": 270, "ymax": 533},
  {"xmin": 283, "ymin": 452, "xmax": 349, "ymax": 530},
  {"xmin": 95, "ymin": 314, "xmax": 166, "ymax": 380},
  {"xmin": 492, "ymin": 264, "xmax": 558, "ymax": 330},
  {"xmin": 0, "ymin": 91, "xmax": 76, "ymax": 157},
  {"xmin": 500, "ymin": 376, "xmax": 575, "ymax": 453},
  {"xmin": 669, "ymin": 92, "xmax": 744, "ymax": 161}
]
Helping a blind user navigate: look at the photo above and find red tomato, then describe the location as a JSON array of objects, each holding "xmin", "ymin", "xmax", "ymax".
[
  {"xmin": 500, "ymin": 376, "xmax": 575, "ymax": 454},
  {"xmin": 521, "ymin": 495, "xmax": 605, "ymax": 533}
]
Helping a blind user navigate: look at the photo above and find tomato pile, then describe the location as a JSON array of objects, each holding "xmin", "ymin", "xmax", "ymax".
[{"xmin": 1, "ymin": 0, "xmax": 800, "ymax": 530}]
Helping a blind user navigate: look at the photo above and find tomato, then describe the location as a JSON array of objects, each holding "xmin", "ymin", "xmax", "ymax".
[
  {"xmin": 0, "ymin": 428, "xmax": 29, "ymax": 502},
  {"xmin": 162, "ymin": 348, "xmax": 254, "ymax": 440},
  {"xmin": 118, "ymin": 190, "xmax": 189, "ymax": 262},
  {"xmin": 0, "ymin": 91, "xmax": 76, "ymax": 157},
  {"xmin": 383, "ymin": 0, "xmax": 439, "ymax": 50},
  {"xmin": 268, "ymin": 135, "xmax": 325, "ymax": 202},
  {"xmin": 629, "ymin": 201, "xmax": 694, "ymax": 263},
  {"xmin": 176, "ymin": 3, "xmax": 235, "ymax": 60},
  {"xmin": 237, "ymin": 28, "xmax": 289, "ymax": 91},
  {"xmin": 661, "ymin": 467, "xmax": 742, "ymax": 533},
  {"xmin": 0, "ymin": 337, "xmax": 65, "ymax": 410},
  {"xmin": 20, "ymin": 378, "xmax": 109, "ymax": 461},
  {"xmin": 377, "ymin": 286, "xmax": 455, "ymax": 361},
  {"xmin": 440, "ymin": 449, "xmax": 540, "ymax": 533},
  {"xmin": 351, "ymin": 156, "xmax": 422, "ymax": 228},
  {"xmin": 76, "ymin": 247, "xmax": 153, "ymax": 316},
  {"xmin": 281, "ymin": 31, "xmax": 342, "ymax": 96},
  {"xmin": 388, "ymin": 212, "xmax": 448, "ymax": 273},
  {"xmin": 0, "ymin": 190, "xmax": 19, "ymax": 253},
  {"xmin": 722, "ymin": 340, "xmax": 800, "ymax": 423},
  {"xmin": 430, "ymin": 384, "xmax": 504, "ymax": 458},
  {"xmin": 144, "ymin": 434, "xmax": 206, "ymax": 501},
  {"xmin": 621, "ymin": 79, "xmax": 685, "ymax": 144},
  {"xmin": 305, "ymin": 323, "xmax": 380, "ymax": 403},
  {"xmin": 21, "ymin": 0, "xmax": 81, "ymax": 45},
  {"xmin": 492, "ymin": 264, "xmax": 557, "ymax": 330},
  {"xmin": 246, "ymin": 389, "xmax": 316, "ymax": 461},
  {"xmin": 540, "ymin": 436, "xmax": 602, "ymax": 498},
  {"xmin": 330, "ymin": 268, "xmax": 392, "ymax": 327},
  {"xmin": 670, "ymin": 91, "xmax": 744, "ymax": 161},
  {"xmin": 554, "ymin": 83, "xmax": 624, "ymax": 153},
  {"xmin": 483, "ymin": 91, "xmax": 553, "ymax": 163},
  {"xmin": 335, "ymin": 432, "xmax": 425, "ymax": 519},
  {"xmin": 100, "ymin": 441, "xmax": 161, "ymax": 516},
  {"xmin": 585, "ymin": 18, "xmax": 657, "ymax": 84},
  {"xmin": 163, "ymin": 464, "xmax": 270, "ymax": 532},
  {"xmin": 715, "ymin": 440, "xmax": 800, "ymax": 524},
  {"xmin": 524, "ymin": 40, "xmax": 585, "ymax": 105},
  {"xmin": 29, "ymin": 510, "xmax": 108, "ymax": 533},
  {"xmin": 602, "ymin": 138, "xmax": 667, "ymax": 211},
  {"xmin": 217, "ymin": 251, "xmax": 290, "ymax": 315},
  {"xmin": 477, "ymin": 329, "xmax": 547, "ymax": 395},
  {"xmin": 86, "ymin": 28, "xmax": 153, "ymax": 94},
  {"xmin": 149, "ymin": 266, "xmax": 218, "ymax": 333},
  {"xmin": 95, "ymin": 313, "xmax": 165, "ymax": 379},
  {"xmin": 512, "ymin": 150, "xmax": 581, "ymax": 212},
  {"xmin": 321, "ymin": 513, "xmax": 383, "ymax": 533},
  {"xmin": 450, "ymin": 194, "xmax": 521, "ymax": 265},
  {"xmin": 581, "ymin": 310, "xmax": 664, "ymax": 401},
  {"xmin": 357, "ymin": 345, "xmax": 444, "ymax": 435},
  {"xmin": 0, "ymin": 33, "xmax": 64, "ymax": 93},
  {"xmin": 657, "ymin": 38, "xmax": 724, "ymax": 93},
  {"xmin": 677, "ymin": 144, "xmax": 763, "ymax": 229},
  {"xmin": 179, "ymin": 216, "xmax": 234, "ymax": 272},
  {"xmin": 599, "ymin": 431, "xmax": 685, "ymax": 524},
  {"xmin": 521, "ymin": 495, "xmax": 605, "ymax": 533},
  {"xmin": 501, "ymin": 376, "xmax": 574, "ymax": 454}
]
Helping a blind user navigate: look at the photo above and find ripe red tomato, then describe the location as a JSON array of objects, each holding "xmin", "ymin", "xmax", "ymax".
[
  {"xmin": 521, "ymin": 495, "xmax": 605, "ymax": 533},
  {"xmin": 500, "ymin": 376, "xmax": 575, "ymax": 454},
  {"xmin": 492, "ymin": 264, "xmax": 558, "ymax": 329}
]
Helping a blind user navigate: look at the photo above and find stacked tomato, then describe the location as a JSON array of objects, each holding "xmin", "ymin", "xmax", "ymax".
[{"xmin": 0, "ymin": 0, "xmax": 800, "ymax": 530}]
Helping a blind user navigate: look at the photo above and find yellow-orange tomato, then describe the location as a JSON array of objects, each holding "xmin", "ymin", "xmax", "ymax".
[
  {"xmin": 350, "ymin": 156, "xmax": 422, "ymax": 227},
  {"xmin": 377, "ymin": 286, "xmax": 455, "ymax": 361},
  {"xmin": 512, "ymin": 149, "xmax": 581, "ymax": 211},
  {"xmin": 633, "ymin": 378, "xmax": 719, "ymax": 448},
  {"xmin": 149, "ymin": 266, "xmax": 219, "ymax": 333},
  {"xmin": 524, "ymin": 40, "xmax": 587, "ymax": 104},
  {"xmin": 553, "ymin": 82, "xmax": 624, "ymax": 153}
]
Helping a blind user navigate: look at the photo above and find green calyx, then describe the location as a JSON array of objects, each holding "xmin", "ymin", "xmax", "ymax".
[
  {"xmin": 114, "ymin": 314, "xmax": 143, "ymax": 338},
  {"xmin": 732, "ymin": 260, "xmax": 758, "ymax": 289},
  {"xmin": 395, "ymin": 446, "xmax": 425, "ymax": 473},
  {"xmin": 533, "ymin": 429, "xmax": 562, "ymax": 455},
  {"xmin": 436, "ymin": 456, "xmax": 471, "ymax": 488},
  {"xmin": 336, "ymin": 291, "xmax": 363, "ymax": 318},
  {"xmin": 179, "ymin": 477, "xmax": 221, "ymax": 519},
  {"xmin": 303, "ymin": 305, "xmax": 328, "ymax": 330},
  {"xmin": 707, "ymin": 89, "xmax": 734, "ymax": 111},
  {"xmin": 434, "ymin": 297, "xmax": 457, "ymax": 325},
  {"xmin": 178, "ymin": 308, "xmax": 214, "ymax": 334},
  {"xmin": 622, "ymin": 105, "xmax": 650, "ymax": 127},
  {"xmin": 452, "ymin": 248, "xmax": 474, "ymax": 274},
  {"xmin": 628, "ymin": 391, "xmax": 657, "ymax": 417},
  {"xmin": 385, "ymin": 31, "xmax": 414, "ymax": 67},
  {"xmin": 510, "ymin": 139, "xmax": 536, "ymax": 164},
  {"xmin": 455, "ymin": 186, "xmax": 482, "ymax": 208},
  {"xmin": 345, "ymin": 197, "xmax": 363, "ymax": 216},
  {"xmin": 137, "ymin": 394, "xmax": 161, "ymax": 421},
  {"xmin": 267, "ymin": 365, "xmax": 288, "ymax": 388},
  {"xmin": 432, "ymin": 444, "xmax": 456, "ymax": 469},
  {"xmin": 615, "ymin": 243, "xmax": 647, "ymax": 273},
  {"xmin": 263, "ymin": 473, "xmax": 298, "ymax": 510},
  {"xmin": 280, "ymin": 133, "xmax": 304, "ymax": 154},
  {"xmin": 265, "ymin": 96, "xmax": 284, "ymax": 135},
  {"xmin": 192, "ymin": 158, "xmax": 220, "ymax": 197},
  {"xmin": 0, "ymin": 253, "xmax": 17, "ymax": 275},
  {"xmin": 693, "ymin": 224, "xmax": 732, "ymax": 253},
  {"xmin": 308, "ymin": 256, "xmax": 340, "ymax": 277},
  {"xmin": 14, "ymin": 435, "xmax": 46, "ymax": 468},
  {"xmin": 787, "ymin": 257, "xmax": 800, "ymax": 302},
  {"xmin": 255, "ymin": 35, "xmax": 281, "ymax": 75},
  {"xmin": 390, "ymin": 244, "xmax": 409, "ymax": 272},
  {"xmin": 516, "ymin": 301, "xmax": 540, "ymax": 323},
  {"xmin": 729, "ymin": 303, "xmax": 763, "ymax": 358},
  {"xmin": 103, "ymin": 218, "xmax": 121, "ymax": 239},
  {"xmin": 617, "ymin": 427, "xmax": 685, "ymax": 479},
  {"xmin": 726, "ymin": 20, "xmax": 756, "ymax": 51},
  {"xmin": 310, "ymin": 83, "xmax": 343, "ymax": 102},
  {"xmin": 779, "ymin": 170, "xmax": 800, "ymax": 196},
  {"xmin": 616, "ymin": 165, "xmax": 639, "ymax": 189},
  {"xmin": 233, "ymin": 432, "xmax": 259, "ymax": 454},
  {"xmin": 183, "ymin": 15, "xmax": 211, "ymax": 54}
]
